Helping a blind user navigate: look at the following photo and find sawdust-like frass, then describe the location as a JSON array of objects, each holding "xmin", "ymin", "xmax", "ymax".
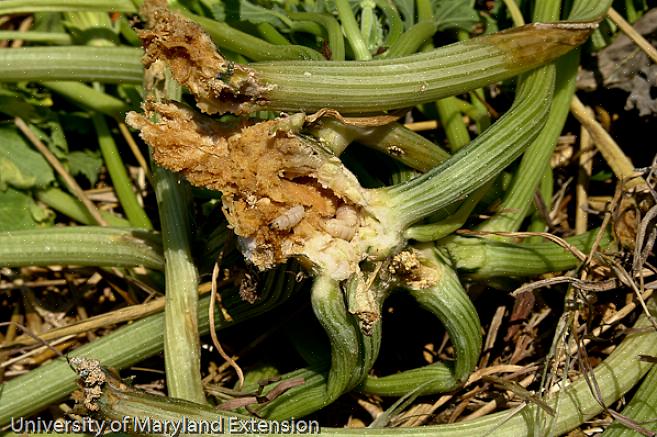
[{"xmin": 126, "ymin": 1, "xmax": 401, "ymax": 280}]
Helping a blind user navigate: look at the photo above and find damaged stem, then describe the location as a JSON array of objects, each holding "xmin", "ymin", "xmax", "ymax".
[{"xmin": 136, "ymin": 2, "xmax": 597, "ymax": 116}]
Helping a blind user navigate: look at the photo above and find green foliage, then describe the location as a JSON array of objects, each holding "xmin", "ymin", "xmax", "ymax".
[
  {"xmin": 209, "ymin": 0, "xmax": 292, "ymax": 29},
  {"xmin": 67, "ymin": 149, "xmax": 103, "ymax": 186},
  {"xmin": 432, "ymin": 0, "xmax": 479, "ymax": 31},
  {"xmin": 0, "ymin": 188, "xmax": 53, "ymax": 231},
  {"xmin": 0, "ymin": 125, "xmax": 54, "ymax": 190}
]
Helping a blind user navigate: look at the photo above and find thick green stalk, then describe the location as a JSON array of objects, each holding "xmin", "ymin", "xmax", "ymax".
[
  {"xmin": 601, "ymin": 365, "xmax": 657, "ymax": 436},
  {"xmin": 0, "ymin": 22, "xmax": 591, "ymax": 111},
  {"xmin": 251, "ymin": 22, "xmax": 590, "ymax": 113},
  {"xmin": 41, "ymin": 81, "xmax": 129, "ymax": 119},
  {"xmin": 379, "ymin": 65, "xmax": 556, "ymax": 228},
  {"xmin": 0, "ymin": 47, "xmax": 143, "ymax": 84},
  {"xmin": 0, "ymin": 267, "xmax": 297, "ymax": 425},
  {"xmin": 154, "ymin": 151, "xmax": 204, "ymax": 404},
  {"xmin": 443, "ymin": 229, "xmax": 611, "ymax": 279},
  {"xmin": 88, "ymin": 300, "xmax": 657, "ymax": 436},
  {"xmin": 0, "ymin": 227, "xmax": 162, "ymax": 269},
  {"xmin": 310, "ymin": 277, "xmax": 361, "ymax": 401},
  {"xmin": 36, "ymin": 188, "xmax": 130, "ymax": 227},
  {"xmin": 92, "ymin": 114, "xmax": 152, "ymax": 229},
  {"xmin": 478, "ymin": 50, "xmax": 579, "ymax": 233},
  {"xmin": 0, "ymin": 31, "xmax": 72, "ymax": 44},
  {"xmin": 0, "ymin": 0, "xmax": 136, "ymax": 14}
]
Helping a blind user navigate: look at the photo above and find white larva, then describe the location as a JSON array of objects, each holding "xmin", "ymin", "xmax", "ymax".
[
  {"xmin": 270, "ymin": 205, "xmax": 305, "ymax": 231},
  {"xmin": 325, "ymin": 205, "xmax": 359, "ymax": 240},
  {"xmin": 335, "ymin": 205, "xmax": 358, "ymax": 226}
]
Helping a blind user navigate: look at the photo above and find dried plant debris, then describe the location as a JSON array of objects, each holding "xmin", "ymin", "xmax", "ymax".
[
  {"xmin": 137, "ymin": 0, "xmax": 272, "ymax": 115},
  {"xmin": 69, "ymin": 357, "xmax": 107, "ymax": 412},
  {"xmin": 126, "ymin": 103, "xmax": 400, "ymax": 280},
  {"xmin": 388, "ymin": 249, "xmax": 440, "ymax": 290},
  {"xmin": 578, "ymin": 8, "xmax": 657, "ymax": 116}
]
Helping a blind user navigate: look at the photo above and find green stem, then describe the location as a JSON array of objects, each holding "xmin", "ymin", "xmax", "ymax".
[
  {"xmin": 0, "ymin": 22, "xmax": 592, "ymax": 110},
  {"xmin": 380, "ymin": 65, "xmax": 556, "ymax": 228},
  {"xmin": 416, "ymin": 0, "xmax": 433, "ymax": 24},
  {"xmin": 357, "ymin": 122, "xmax": 450, "ymax": 171},
  {"xmin": 0, "ymin": 47, "xmax": 143, "ymax": 84},
  {"xmin": 404, "ymin": 183, "xmax": 490, "ymax": 242},
  {"xmin": 443, "ymin": 228, "xmax": 611, "ymax": 279},
  {"xmin": 374, "ymin": 0, "xmax": 404, "ymax": 46},
  {"xmin": 36, "ymin": 188, "xmax": 130, "ymax": 227},
  {"xmin": 0, "ymin": 226, "xmax": 163, "ymax": 269},
  {"xmin": 383, "ymin": 20, "xmax": 437, "ymax": 58},
  {"xmin": 311, "ymin": 119, "xmax": 450, "ymax": 172},
  {"xmin": 502, "ymin": 0, "xmax": 525, "ymax": 26},
  {"xmin": 41, "ymin": 81, "xmax": 130, "ymax": 119},
  {"xmin": 335, "ymin": 0, "xmax": 371, "ymax": 60},
  {"xmin": 478, "ymin": 50, "xmax": 579, "ymax": 233},
  {"xmin": 436, "ymin": 96, "xmax": 471, "ymax": 153},
  {"xmin": 288, "ymin": 20, "xmax": 324, "ymax": 37},
  {"xmin": 256, "ymin": 22, "xmax": 290, "ymax": 45},
  {"xmin": 415, "ymin": 4, "xmax": 470, "ymax": 153},
  {"xmin": 252, "ymin": 21, "xmax": 591, "ymax": 113},
  {"xmin": 0, "ymin": 31, "xmax": 72, "ymax": 44},
  {"xmin": 149, "ymin": 68, "xmax": 204, "ymax": 402},
  {"xmin": 255, "ymin": 276, "xmax": 386, "ymax": 420},
  {"xmin": 601, "ymin": 365, "xmax": 657, "ymax": 436},
  {"xmin": 527, "ymin": 164, "xmax": 554, "ymax": 237},
  {"xmin": 93, "ymin": 114, "xmax": 153, "ymax": 230},
  {"xmin": 0, "ymin": 0, "xmax": 136, "ymax": 14},
  {"xmin": 310, "ymin": 277, "xmax": 361, "ymax": 400},
  {"xmin": 363, "ymin": 249, "xmax": 481, "ymax": 396},
  {"xmin": 288, "ymin": 12, "xmax": 345, "ymax": 61}
]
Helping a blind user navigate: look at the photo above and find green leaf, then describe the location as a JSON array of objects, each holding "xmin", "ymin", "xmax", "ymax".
[
  {"xmin": 432, "ymin": 0, "xmax": 479, "ymax": 32},
  {"xmin": 68, "ymin": 149, "xmax": 103, "ymax": 186},
  {"xmin": 211, "ymin": 0, "xmax": 292, "ymax": 30},
  {"xmin": 0, "ymin": 188, "xmax": 52, "ymax": 231},
  {"xmin": 0, "ymin": 84, "xmax": 53, "ymax": 120},
  {"xmin": 37, "ymin": 119, "xmax": 69, "ymax": 159},
  {"xmin": 0, "ymin": 125, "xmax": 55, "ymax": 190}
]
